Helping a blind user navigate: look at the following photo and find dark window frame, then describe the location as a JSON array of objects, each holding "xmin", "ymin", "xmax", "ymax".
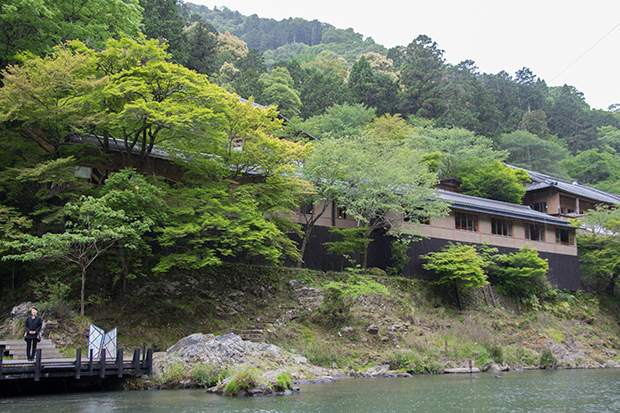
[
  {"xmin": 455, "ymin": 211, "xmax": 479, "ymax": 232},
  {"xmin": 491, "ymin": 217, "xmax": 513, "ymax": 237}
]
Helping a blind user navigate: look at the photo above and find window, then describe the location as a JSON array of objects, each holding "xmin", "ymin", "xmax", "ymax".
[
  {"xmin": 491, "ymin": 217, "xmax": 512, "ymax": 237},
  {"xmin": 455, "ymin": 212, "xmax": 478, "ymax": 231},
  {"xmin": 555, "ymin": 228, "xmax": 575, "ymax": 245},
  {"xmin": 525, "ymin": 223, "xmax": 545, "ymax": 241},
  {"xmin": 337, "ymin": 206, "xmax": 347, "ymax": 219},
  {"xmin": 533, "ymin": 202, "xmax": 547, "ymax": 213}
]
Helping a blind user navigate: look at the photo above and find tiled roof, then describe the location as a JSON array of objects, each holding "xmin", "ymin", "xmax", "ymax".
[
  {"xmin": 510, "ymin": 166, "xmax": 620, "ymax": 204},
  {"xmin": 436, "ymin": 189, "xmax": 573, "ymax": 227}
]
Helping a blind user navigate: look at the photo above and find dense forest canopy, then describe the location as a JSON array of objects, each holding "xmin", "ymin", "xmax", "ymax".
[{"xmin": 0, "ymin": 0, "xmax": 619, "ymax": 312}]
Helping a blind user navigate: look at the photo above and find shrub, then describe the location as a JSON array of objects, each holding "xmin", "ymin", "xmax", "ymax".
[
  {"xmin": 223, "ymin": 366, "xmax": 259, "ymax": 396},
  {"xmin": 273, "ymin": 372, "xmax": 292, "ymax": 392},
  {"xmin": 539, "ymin": 348, "xmax": 557, "ymax": 369},
  {"xmin": 190, "ymin": 364, "xmax": 220, "ymax": 387}
]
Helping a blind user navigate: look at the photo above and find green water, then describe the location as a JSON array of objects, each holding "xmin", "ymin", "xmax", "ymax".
[{"xmin": 1, "ymin": 369, "xmax": 620, "ymax": 412}]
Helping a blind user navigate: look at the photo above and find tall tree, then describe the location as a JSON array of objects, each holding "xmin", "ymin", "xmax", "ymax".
[
  {"xmin": 139, "ymin": 0, "xmax": 189, "ymax": 65},
  {"xmin": 398, "ymin": 35, "xmax": 446, "ymax": 118},
  {"xmin": 1, "ymin": 195, "xmax": 152, "ymax": 316},
  {"xmin": 310, "ymin": 133, "xmax": 449, "ymax": 269},
  {"xmin": 0, "ymin": 0, "xmax": 142, "ymax": 71}
]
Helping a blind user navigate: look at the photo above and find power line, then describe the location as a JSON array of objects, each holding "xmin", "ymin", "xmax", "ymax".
[{"xmin": 549, "ymin": 18, "xmax": 620, "ymax": 83}]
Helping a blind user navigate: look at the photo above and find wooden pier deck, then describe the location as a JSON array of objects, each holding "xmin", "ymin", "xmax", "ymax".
[{"xmin": 0, "ymin": 346, "xmax": 152, "ymax": 382}]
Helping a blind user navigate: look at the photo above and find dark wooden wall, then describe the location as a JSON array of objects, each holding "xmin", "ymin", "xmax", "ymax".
[{"xmin": 291, "ymin": 225, "xmax": 581, "ymax": 291}]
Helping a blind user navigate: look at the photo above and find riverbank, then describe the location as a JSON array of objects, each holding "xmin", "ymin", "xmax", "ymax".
[{"xmin": 2, "ymin": 266, "xmax": 620, "ymax": 390}]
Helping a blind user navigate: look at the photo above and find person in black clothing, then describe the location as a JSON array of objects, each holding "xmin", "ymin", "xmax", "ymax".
[{"xmin": 24, "ymin": 307, "xmax": 42, "ymax": 361}]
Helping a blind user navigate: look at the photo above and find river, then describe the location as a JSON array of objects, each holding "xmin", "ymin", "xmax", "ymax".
[{"xmin": 1, "ymin": 369, "xmax": 619, "ymax": 412}]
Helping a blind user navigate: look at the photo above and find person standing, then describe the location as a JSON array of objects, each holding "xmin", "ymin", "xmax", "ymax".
[{"xmin": 24, "ymin": 307, "xmax": 42, "ymax": 361}]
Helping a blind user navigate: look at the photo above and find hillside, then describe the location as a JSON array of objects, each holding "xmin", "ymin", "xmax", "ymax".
[{"xmin": 4, "ymin": 266, "xmax": 618, "ymax": 387}]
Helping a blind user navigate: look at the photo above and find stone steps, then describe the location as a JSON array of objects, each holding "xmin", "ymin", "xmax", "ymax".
[
  {"xmin": 0, "ymin": 339, "xmax": 65, "ymax": 360},
  {"xmin": 231, "ymin": 318, "xmax": 278, "ymax": 343}
]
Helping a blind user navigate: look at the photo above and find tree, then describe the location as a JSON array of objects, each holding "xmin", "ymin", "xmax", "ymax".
[
  {"xmin": 302, "ymin": 103, "xmax": 376, "ymax": 138},
  {"xmin": 421, "ymin": 242, "xmax": 490, "ymax": 310},
  {"xmin": 1, "ymin": 195, "xmax": 152, "ymax": 316},
  {"xmin": 154, "ymin": 98, "xmax": 310, "ymax": 273},
  {"xmin": 0, "ymin": 0, "xmax": 142, "ymax": 71},
  {"xmin": 578, "ymin": 205, "xmax": 620, "ymax": 294},
  {"xmin": 348, "ymin": 56, "xmax": 398, "ymax": 116},
  {"xmin": 562, "ymin": 148, "xmax": 620, "ymax": 186},
  {"xmin": 491, "ymin": 245, "xmax": 550, "ymax": 302},
  {"xmin": 498, "ymin": 131, "xmax": 570, "ymax": 178},
  {"xmin": 140, "ymin": 0, "xmax": 189, "ymax": 65},
  {"xmin": 459, "ymin": 160, "xmax": 530, "ymax": 204},
  {"xmin": 311, "ymin": 133, "xmax": 449, "ymax": 269},
  {"xmin": 398, "ymin": 35, "xmax": 446, "ymax": 117},
  {"xmin": 407, "ymin": 127, "xmax": 506, "ymax": 178},
  {"xmin": 260, "ymin": 67, "xmax": 302, "ymax": 118},
  {"xmin": 0, "ymin": 45, "xmax": 99, "ymax": 154}
]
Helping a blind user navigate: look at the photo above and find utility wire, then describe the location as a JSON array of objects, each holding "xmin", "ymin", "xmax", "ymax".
[{"xmin": 549, "ymin": 18, "xmax": 620, "ymax": 83}]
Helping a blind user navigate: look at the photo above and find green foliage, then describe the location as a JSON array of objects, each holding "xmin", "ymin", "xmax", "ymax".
[
  {"xmin": 491, "ymin": 245, "xmax": 550, "ymax": 301},
  {"xmin": 459, "ymin": 160, "xmax": 530, "ymax": 204},
  {"xmin": 318, "ymin": 274, "xmax": 390, "ymax": 324},
  {"xmin": 539, "ymin": 348, "xmax": 557, "ymax": 369},
  {"xmin": 422, "ymin": 243, "xmax": 490, "ymax": 291},
  {"xmin": 499, "ymin": 131, "xmax": 570, "ymax": 178},
  {"xmin": 408, "ymin": 127, "xmax": 506, "ymax": 178},
  {"xmin": 273, "ymin": 372, "xmax": 293, "ymax": 392},
  {"xmin": 311, "ymin": 133, "xmax": 449, "ymax": 268},
  {"xmin": 190, "ymin": 364, "xmax": 221, "ymax": 388},
  {"xmin": 323, "ymin": 227, "xmax": 372, "ymax": 269},
  {"xmin": 223, "ymin": 366, "xmax": 259, "ymax": 395},
  {"xmin": 302, "ymin": 103, "xmax": 376, "ymax": 138},
  {"xmin": 386, "ymin": 237, "xmax": 411, "ymax": 276}
]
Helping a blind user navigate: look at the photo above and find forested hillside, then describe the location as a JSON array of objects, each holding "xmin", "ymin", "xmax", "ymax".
[
  {"xmin": 178, "ymin": 3, "xmax": 620, "ymax": 193},
  {"xmin": 0, "ymin": 0, "xmax": 619, "ymax": 318}
]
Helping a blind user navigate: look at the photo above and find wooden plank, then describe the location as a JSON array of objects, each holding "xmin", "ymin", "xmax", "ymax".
[
  {"xmin": 132, "ymin": 348, "xmax": 140, "ymax": 377},
  {"xmin": 75, "ymin": 348, "xmax": 81, "ymax": 379},
  {"xmin": 99, "ymin": 351, "xmax": 106, "ymax": 379},
  {"xmin": 145, "ymin": 348, "xmax": 153, "ymax": 376},
  {"xmin": 34, "ymin": 349, "xmax": 41, "ymax": 381},
  {"xmin": 116, "ymin": 348, "xmax": 123, "ymax": 378}
]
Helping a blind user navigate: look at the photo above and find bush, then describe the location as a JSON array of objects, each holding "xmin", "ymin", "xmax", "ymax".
[
  {"xmin": 190, "ymin": 364, "xmax": 220, "ymax": 387},
  {"xmin": 273, "ymin": 372, "xmax": 292, "ymax": 392},
  {"xmin": 223, "ymin": 366, "xmax": 259, "ymax": 396},
  {"xmin": 539, "ymin": 348, "xmax": 557, "ymax": 369}
]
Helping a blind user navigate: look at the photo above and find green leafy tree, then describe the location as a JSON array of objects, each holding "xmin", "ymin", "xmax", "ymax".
[
  {"xmin": 498, "ymin": 131, "xmax": 570, "ymax": 178},
  {"xmin": 302, "ymin": 103, "xmax": 376, "ymax": 138},
  {"xmin": 323, "ymin": 227, "xmax": 372, "ymax": 271},
  {"xmin": 562, "ymin": 148, "xmax": 620, "ymax": 186},
  {"xmin": 0, "ymin": 0, "xmax": 142, "ymax": 71},
  {"xmin": 260, "ymin": 67, "xmax": 302, "ymax": 118},
  {"xmin": 407, "ymin": 127, "xmax": 506, "ymax": 178},
  {"xmin": 312, "ymin": 133, "xmax": 449, "ymax": 269},
  {"xmin": 398, "ymin": 35, "xmax": 446, "ymax": 118},
  {"xmin": 1, "ymin": 195, "xmax": 152, "ymax": 316},
  {"xmin": 578, "ymin": 205, "xmax": 620, "ymax": 294},
  {"xmin": 491, "ymin": 245, "xmax": 550, "ymax": 301},
  {"xmin": 140, "ymin": 0, "xmax": 189, "ymax": 65},
  {"xmin": 459, "ymin": 160, "xmax": 530, "ymax": 204},
  {"xmin": 154, "ymin": 99, "xmax": 310, "ymax": 273},
  {"xmin": 422, "ymin": 242, "xmax": 490, "ymax": 310},
  {"xmin": 348, "ymin": 56, "xmax": 398, "ymax": 116}
]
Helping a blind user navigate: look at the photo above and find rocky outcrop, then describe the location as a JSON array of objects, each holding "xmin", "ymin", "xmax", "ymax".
[{"xmin": 153, "ymin": 332, "xmax": 333, "ymax": 381}]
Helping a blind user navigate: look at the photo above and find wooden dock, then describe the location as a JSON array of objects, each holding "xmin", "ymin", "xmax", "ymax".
[{"xmin": 0, "ymin": 346, "xmax": 152, "ymax": 382}]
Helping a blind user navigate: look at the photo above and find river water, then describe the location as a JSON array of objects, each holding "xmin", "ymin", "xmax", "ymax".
[{"xmin": 1, "ymin": 369, "xmax": 619, "ymax": 412}]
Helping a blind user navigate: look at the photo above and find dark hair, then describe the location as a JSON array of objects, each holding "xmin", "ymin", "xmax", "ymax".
[{"xmin": 30, "ymin": 307, "xmax": 38, "ymax": 312}]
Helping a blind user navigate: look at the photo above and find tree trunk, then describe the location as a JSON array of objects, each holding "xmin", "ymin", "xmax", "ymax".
[
  {"xmin": 297, "ymin": 223, "xmax": 314, "ymax": 268},
  {"xmin": 118, "ymin": 244, "xmax": 129, "ymax": 299},
  {"xmin": 455, "ymin": 281, "xmax": 463, "ymax": 311},
  {"xmin": 361, "ymin": 243, "xmax": 369, "ymax": 270},
  {"xmin": 81, "ymin": 268, "xmax": 86, "ymax": 317}
]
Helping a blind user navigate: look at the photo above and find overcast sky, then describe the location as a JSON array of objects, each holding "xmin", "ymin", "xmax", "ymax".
[{"xmin": 192, "ymin": 0, "xmax": 620, "ymax": 111}]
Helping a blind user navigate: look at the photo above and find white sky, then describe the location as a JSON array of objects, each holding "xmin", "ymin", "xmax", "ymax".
[{"xmin": 192, "ymin": 0, "xmax": 620, "ymax": 111}]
